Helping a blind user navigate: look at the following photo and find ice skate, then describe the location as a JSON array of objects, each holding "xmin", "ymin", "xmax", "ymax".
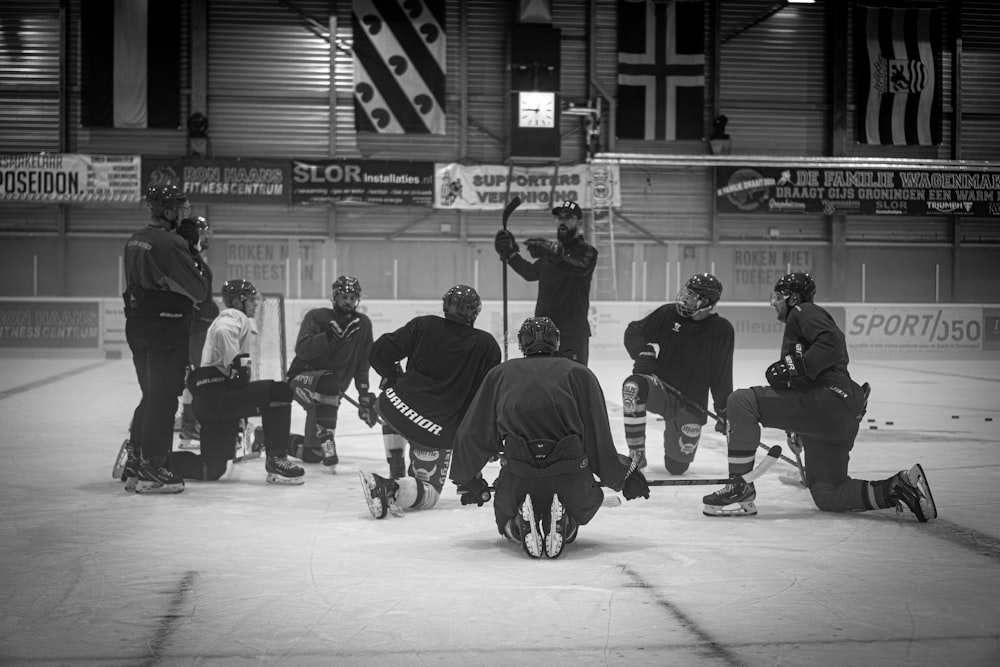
[
  {"xmin": 265, "ymin": 455, "xmax": 305, "ymax": 485},
  {"xmin": 544, "ymin": 494, "xmax": 579, "ymax": 559},
  {"xmin": 888, "ymin": 463, "xmax": 937, "ymax": 522},
  {"xmin": 628, "ymin": 446, "xmax": 647, "ymax": 470},
  {"xmin": 319, "ymin": 429, "xmax": 338, "ymax": 467},
  {"xmin": 359, "ymin": 470, "xmax": 399, "ymax": 519},
  {"xmin": 135, "ymin": 460, "xmax": 185, "ymax": 494},
  {"xmin": 702, "ymin": 478, "xmax": 756, "ymax": 517},
  {"xmin": 114, "ymin": 439, "xmax": 141, "ymax": 492},
  {"xmin": 112, "ymin": 438, "xmax": 130, "ymax": 480},
  {"xmin": 518, "ymin": 494, "xmax": 544, "ymax": 558}
]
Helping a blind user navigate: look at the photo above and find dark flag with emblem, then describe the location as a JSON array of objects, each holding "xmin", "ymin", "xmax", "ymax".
[
  {"xmin": 856, "ymin": 5, "xmax": 942, "ymax": 146},
  {"xmin": 352, "ymin": 0, "xmax": 446, "ymax": 134},
  {"xmin": 616, "ymin": 0, "xmax": 704, "ymax": 141}
]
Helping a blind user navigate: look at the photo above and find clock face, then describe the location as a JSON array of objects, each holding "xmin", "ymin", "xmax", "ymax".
[{"xmin": 518, "ymin": 91, "xmax": 556, "ymax": 128}]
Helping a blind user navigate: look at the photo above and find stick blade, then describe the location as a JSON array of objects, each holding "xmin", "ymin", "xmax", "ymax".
[{"xmin": 502, "ymin": 195, "xmax": 522, "ymax": 227}]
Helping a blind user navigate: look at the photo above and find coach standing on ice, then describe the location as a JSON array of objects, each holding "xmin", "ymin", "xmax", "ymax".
[
  {"xmin": 494, "ymin": 200, "xmax": 598, "ymax": 365},
  {"xmin": 121, "ymin": 184, "xmax": 206, "ymax": 494}
]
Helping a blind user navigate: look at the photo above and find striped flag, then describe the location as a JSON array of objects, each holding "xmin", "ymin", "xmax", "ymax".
[
  {"xmin": 617, "ymin": 0, "xmax": 704, "ymax": 141},
  {"xmin": 856, "ymin": 5, "xmax": 942, "ymax": 146},
  {"xmin": 80, "ymin": 0, "xmax": 180, "ymax": 129},
  {"xmin": 352, "ymin": 0, "xmax": 446, "ymax": 134}
]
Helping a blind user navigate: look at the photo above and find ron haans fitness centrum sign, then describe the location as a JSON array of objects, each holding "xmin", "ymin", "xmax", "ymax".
[{"xmin": 716, "ymin": 165, "xmax": 1000, "ymax": 216}]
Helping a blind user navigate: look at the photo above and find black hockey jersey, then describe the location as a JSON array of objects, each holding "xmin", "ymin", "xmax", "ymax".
[
  {"xmin": 287, "ymin": 307, "xmax": 373, "ymax": 394},
  {"xmin": 780, "ymin": 302, "xmax": 853, "ymax": 395}
]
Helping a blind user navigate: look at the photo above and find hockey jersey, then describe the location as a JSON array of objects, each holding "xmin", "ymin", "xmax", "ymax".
[
  {"xmin": 200, "ymin": 307, "xmax": 255, "ymax": 373},
  {"xmin": 287, "ymin": 307, "xmax": 373, "ymax": 394},
  {"xmin": 780, "ymin": 302, "xmax": 853, "ymax": 395}
]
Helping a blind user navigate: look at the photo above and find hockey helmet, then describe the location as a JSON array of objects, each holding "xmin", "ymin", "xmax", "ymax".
[
  {"xmin": 676, "ymin": 273, "xmax": 723, "ymax": 317},
  {"xmin": 773, "ymin": 272, "xmax": 816, "ymax": 306},
  {"xmin": 518, "ymin": 316, "xmax": 560, "ymax": 357},
  {"xmin": 442, "ymin": 284, "xmax": 482, "ymax": 326},
  {"xmin": 332, "ymin": 275, "xmax": 362, "ymax": 299},
  {"xmin": 145, "ymin": 183, "xmax": 188, "ymax": 219},
  {"xmin": 222, "ymin": 279, "xmax": 258, "ymax": 309}
]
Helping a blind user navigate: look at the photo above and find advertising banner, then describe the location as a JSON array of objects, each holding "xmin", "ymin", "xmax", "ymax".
[
  {"xmin": 143, "ymin": 157, "xmax": 290, "ymax": 204},
  {"xmin": 844, "ymin": 305, "xmax": 983, "ymax": 354},
  {"xmin": 0, "ymin": 154, "xmax": 140, "ymax": 203},
  {"xmin": 0, "ymin": 301, "xmax": 100, "ymax": 348},
  {"xmin": 716, "ymin": 165, "xmax": 1000, "ymax": 216},
  {"xmin": 291, "ymin": 159, "xmax": 434, "ymax": 206},
  {"xmin": 434, "ymin": 163, "xmax": 621, "ymax": 211}
]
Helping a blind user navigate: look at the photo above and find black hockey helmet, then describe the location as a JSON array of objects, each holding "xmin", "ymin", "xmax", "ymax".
[
  {"xmin": 676, "ymin": 273, "xmax": 723, "ymax": 317},
  {"xmin": 145, "ymin": 183, "xmax": 187, "ymax": 218},
  {"xmin": 518, "ymin": 316, "xmax": 560, "ymax": 357},
  {"xmin": 332, "ymin": 275, "xmax": 362, "ymax": 298},
  {"xmin": 443, "ymin": 285, "xmax": 481, "ymax": 326},
  {"xmin": 222, "ymin": 279, "xmax": 258, "ymax": 309},
  {"xmin": 774, "ymin": 272, "xmax": 816, "ymax": 305}
]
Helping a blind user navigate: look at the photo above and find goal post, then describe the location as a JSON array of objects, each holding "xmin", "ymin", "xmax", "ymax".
[{"xmin": 252, "ymin": 292, "xmax": 287, "ymax": 381}]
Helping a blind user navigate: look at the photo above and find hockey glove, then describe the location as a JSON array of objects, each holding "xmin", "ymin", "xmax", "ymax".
[
  {"xmin": 765, "ymin": 352, "xmax": 808, "ymax": 390},
  {"xmin": 786, "ymin": 431, "xmax": 803, "ymax": 455},
  {"xmin": 525, "ymin": 238, "xmax": 562, "ymax": 260},
  {"xmin": 621, "ymin": 461, "xmax": 650, "ymax": 500},
  {"xmin": 494, "ymin": 229, "xmax": 519, "ymax": 261},
  {"xmin": 228, "ymin": 353, "xmax": 252, "ymax": 386},
  {"xmin": 456, "ymin": 475, "xmax": 492, "ymax": 506},
  {"xmin": 379, "ymin": 362, "xmax": 404, "ymax": 391},
  {"xmin": 357, "ymin": 391, "xmax": 379, "ymax": 428},
  {"xmin": 327, "ymin": 316, "xmax": 361, "ymax": 341},
  {"xmin": 632, "ymin": 345, "xmax": 658, "ymax": 376},
  {"xmin": 714, "ymin": 408, "xmax": 728, "ymax": 436}
]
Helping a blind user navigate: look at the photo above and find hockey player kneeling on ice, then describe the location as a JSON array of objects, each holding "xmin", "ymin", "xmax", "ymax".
[
  {"xmin": 449, "ymin": 317, "xmax": 650, "ymax": 559},
  {"xmin": 622, "ymin": 273, "xmax": 734, "ymax": 474},
  {"xmin": 177, "ymin": 279, "xmax": 304, "ymax": 485},
  {"xmin": 360, "ymin": 285, "xmax": 501, "ymax": 519},
  {"xmin": 286, "ymin": 275, "xmax": 376, "ymax": 469},
  {"xmin": 703, "ymin": 273, "xmax": 936, "ymax": 521}
]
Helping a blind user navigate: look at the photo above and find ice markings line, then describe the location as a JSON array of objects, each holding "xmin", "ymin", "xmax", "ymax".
[
  {"xmin": 620, "ymin": 565, "xmax": 743, "ymax": 666},
  {"xmin": 141, "ymin": 570, "xmax": 198, "ymax": 667},
  {"xmin": 0, "ymin": 360, "xmax": 109, "ymax": 400},
  {"xmin": 925, "ymin": 519, "xmax": 1000, "ymax": 563}
]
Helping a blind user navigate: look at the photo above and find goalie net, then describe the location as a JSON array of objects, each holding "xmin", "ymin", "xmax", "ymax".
[{"xmin": 251, "ymin": 293, "xmax": 287, "ymax": 381}]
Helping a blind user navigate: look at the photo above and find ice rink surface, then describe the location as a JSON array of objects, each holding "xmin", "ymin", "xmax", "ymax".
[{"xmin": 1, "ymin": 352, "xmax": 999, "ymax": 666}]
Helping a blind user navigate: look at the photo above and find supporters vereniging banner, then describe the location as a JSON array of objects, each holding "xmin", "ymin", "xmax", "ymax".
[
  {"xmin": 80, "ymin": 0, "xmax": 180, "ymax": 129},
  {"xmin": 352, "ymin": 0, "xmax": 446, "ymax": 134},
  {"xmin": 0, "ymin": 154, "xmax": 141, "ymax": 203},
  {"xmin": 856, "ymin": 5, "xmax": 942, "ymax": 146},
  {"xmin": 434, "ymin": 164, "xmax": 621, "ymax": 211},
  {"xmin": 617, "ymin": 0, "xmax": 704, "ymax": 141}
]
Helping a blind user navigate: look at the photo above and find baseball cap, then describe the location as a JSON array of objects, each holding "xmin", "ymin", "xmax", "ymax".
[{"xmin": 551, "ymin": 200, "xmax": 582, "ymax": 220}]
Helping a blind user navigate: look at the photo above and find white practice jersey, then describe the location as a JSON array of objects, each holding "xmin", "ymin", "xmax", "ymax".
[{"xmin": 200, "ymin": 307, "xmax": 258, "ymax": 374}]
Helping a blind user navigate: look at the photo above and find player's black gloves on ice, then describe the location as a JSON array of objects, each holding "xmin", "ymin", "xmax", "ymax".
[
  {"xmin": 714, "ymin": 408, "xmax": 728, "ymax": 435},
  {"xmin": 494, "ymin": 229, "xmax": 519, "ymax": 260},
  {"xmin": 378, "ymin": 362, "xmax": 404, "ymax": 390},
  {"xmin": 632, "ymin": 345, "xmax": 658, "ymax": 376},
  {"xmin": 327, "ymin": 316, "xmax": 361, "ymax": 341},
  {"xmin": 525, "ymin": 238, "xmax": 562, "ymax": 260},
  {"xmin": 621, "ymin": 461, "xmax": 650, "ymax": 500},
  {"xmin": 766, "ymin": 352, "xmax": 808, "ymax": 390},
  {"xmin": 357, "ymin": 390, "xmax": 378, "ymax": 428},
  {"xmin": 229, "ymin": 353, "xmax": 252, "ymax": 386},
  {"xmin": 456, "ymin": 475, "xmax": 491, "ymax": 506}
]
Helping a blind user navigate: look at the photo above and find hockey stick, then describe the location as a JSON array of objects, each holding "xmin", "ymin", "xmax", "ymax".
[
  {"xmin": 656, "ymin": 379, "xmax": 805, "ymax": 475},
  {"xmin": 500, "ymin": 195, "xmax": 522, "ymax": 362},
  {"xmin": 340, "ymin": 392, "xmax": 388, "ymax": 428},
  {"xmin": 480, "ymin": 485, "xmax": 621, "ymax": 507},
  {"xmin": 644, "ymin": 444, "xmax": 782, "ymax": 486}
]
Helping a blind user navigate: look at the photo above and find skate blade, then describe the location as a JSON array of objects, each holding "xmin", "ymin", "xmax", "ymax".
[
  {"xmin": 358, "ymin": 470, "xmax": 387, "ymax": 519},
  {"xmin": 266, "ymin": 473, "xmax": 305, "ymax": 485},
  {"xmin": 545, "ymin": 497, "xmax": 565, "ymax": 559},
  {"xmin": 909, "ymin": 464, "xmax": 938, "ymax": 521},
  {"xmin": 702, "ymin": 501, "xmax": 757, "ymax": 517},
  {"xmin": 520, "ymin": 496, "xmax": 543, "ymax": 558},
  {"xmin": 135, "ymin": 481, "xmax": 185, "ymax": 495},
  {"xmin": 112, "ymin": 440, "xmax": 130, "ymax": 480}
]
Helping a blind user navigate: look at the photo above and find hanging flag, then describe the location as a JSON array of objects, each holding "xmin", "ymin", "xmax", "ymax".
[
  {"xmin": 352, "ymin": 0, "xmax": 446, "ymax": 134},
  {"xmin": 80, "ymin": 0, "xmax": 180, "ymax": 129},
  {"xmin": 617, "ymin": 0, "xmax": 704, "ymax": 141},
  {"xmin": 856, "ymin": 5, "xmax": 942, "ymax": 146}
]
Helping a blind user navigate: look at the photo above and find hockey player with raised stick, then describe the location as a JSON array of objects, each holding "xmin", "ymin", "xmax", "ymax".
[
  {"xmin": 120, "ymin": 184, "xmax": 207, "ymax": 494},
  {"xmin": 286, "ymin": 275, "xmax": 376, "ymax": 468},
  {"xmin": 703, "ymin": 272, "xmax": 936, "ymax": 520},
  {"xmin": 494, "ymin": 200, "xmax": 598, "ymax": 365},
  {"xmin": 622, "ymin": 273, "xmax": 734, "ymax": 475},
  {"xmin": 450, "ymin": 317, "xmax": 650, "ymax": 559},
  {"xmin": 175, "ymin": 279, "xmax": 304, "ymax": 485},
  {"xmin": 360, "ymin": 285, "xmax": 501, "ymax": 518}
]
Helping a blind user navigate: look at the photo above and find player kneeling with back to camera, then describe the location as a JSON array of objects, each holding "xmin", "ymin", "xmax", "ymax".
[
  {"xmin": 175, "ymin": 279, "xmax": 305, "ymax": 485},
  {"xmin": 703, "ymin": 272, "xmax": 936, "ymax": 521},
  {"xmin": 449, "ymin": 317, "xmax": 650, "ymax": 559},
  {"xmin": 360, "ymin": 285, "xmax": 501, "ymax": 518}
]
